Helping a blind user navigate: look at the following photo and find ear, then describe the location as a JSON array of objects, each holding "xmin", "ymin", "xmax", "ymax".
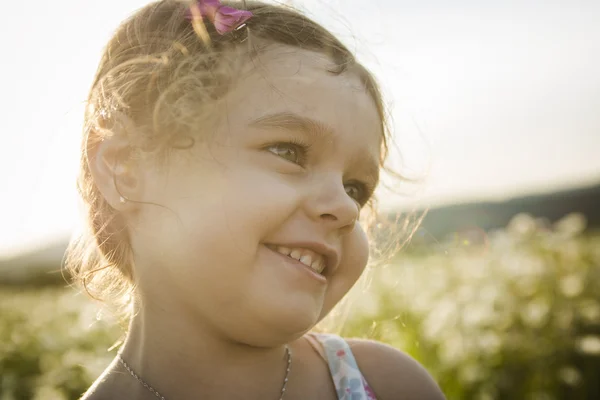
[{"xmin": 87, "ymin": 133, "xmax": 143, "ymax": 211}]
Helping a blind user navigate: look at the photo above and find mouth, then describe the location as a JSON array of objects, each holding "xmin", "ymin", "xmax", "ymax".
[{"xmin": 264, "ymin": 244, "xmax": 328, "ymax": 275}]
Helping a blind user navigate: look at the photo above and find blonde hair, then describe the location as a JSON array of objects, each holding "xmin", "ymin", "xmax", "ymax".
[{"xmin": 66, "ymin": 0, "xmax": 409, "ymax": 323}]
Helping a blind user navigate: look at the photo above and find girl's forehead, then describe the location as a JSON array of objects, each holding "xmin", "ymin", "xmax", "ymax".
[{"xmin": 221, "ymin": 46, "xmax": 383, "ymax": 146}]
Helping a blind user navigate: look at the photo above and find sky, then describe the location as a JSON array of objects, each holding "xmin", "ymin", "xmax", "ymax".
[{"xmin": 1, "ymin": 0, "xmax": 599, "ymax": 257}]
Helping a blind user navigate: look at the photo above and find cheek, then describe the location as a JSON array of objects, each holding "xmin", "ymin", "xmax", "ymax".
[
  {"xmin": 321, "ymin": 226, "xmax": 370, "ymax": 315},
  {"xmin": 151, "ymin": 165, "xmax": 302, "ymax": 262},
  {"xmin": 217, "ymin": 174, "xmax": 298, "ymax": 237},
  {"xmin": 344, "ymin": 226, "xmax": 370, "ymax": 277}
]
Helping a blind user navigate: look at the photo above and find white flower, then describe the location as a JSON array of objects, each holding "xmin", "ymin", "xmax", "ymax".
[{"xmin": 576, "ymin": 335, "xmax": 600, "ymax": 355}]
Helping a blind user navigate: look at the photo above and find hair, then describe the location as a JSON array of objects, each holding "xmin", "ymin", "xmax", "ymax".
[{"xmin": 65, "ymin": 0, "xmax": 418, "ymax": 325}]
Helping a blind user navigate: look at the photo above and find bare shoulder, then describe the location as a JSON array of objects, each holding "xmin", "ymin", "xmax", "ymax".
[{"xmin": 346, "ymin": 338, "xmax": 446, "ymax": 400}]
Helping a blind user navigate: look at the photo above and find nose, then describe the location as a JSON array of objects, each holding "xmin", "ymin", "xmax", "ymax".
[{"xmin": 305, "ymin": 175, "xmax": 359, "ymax": 234}]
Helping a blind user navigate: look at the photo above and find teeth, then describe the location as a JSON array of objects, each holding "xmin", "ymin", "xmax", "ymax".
[
  {"xmin": 289, "ymin": 249, "xmax": 302, "ymax": 261},
  {"xmin": 300, "ymin": 254, "xmax": 313, "ymax": 266},
  {"xmin": 310, "ymin": 258, "xmax": 325, "ymax": 274},
  {"xmin": 273, "ymin": 245, "xmax": 326, "ymax": 274},
  {"xmin": 277, "ymin": 246, "xmax": 291, "ymax": 256}
]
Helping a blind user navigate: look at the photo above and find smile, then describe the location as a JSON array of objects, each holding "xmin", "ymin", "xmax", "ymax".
[{"xmin": 265, "ymin": 244, "xmax": 327, "ymax": 274}]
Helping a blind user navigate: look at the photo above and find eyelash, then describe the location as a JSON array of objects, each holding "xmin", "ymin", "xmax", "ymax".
[
  {"xmin": 266, "ymin": 138, "xmax": 312, "ymax": 166},
  {"xmin": 266, "ymin": 140, "xmax": 376, "ymax": 207}
]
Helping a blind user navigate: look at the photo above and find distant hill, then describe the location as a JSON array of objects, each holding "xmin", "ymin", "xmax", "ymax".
[
  {"xmin": 0, "ymin": 240, "xmax": 69, "ymax": 285},
  {"xmin": 404, "ymin": 183, "xmax": 600, "ymax": 243},
  {"xmin": 1, "ymin": 182, "xmax": 599, "ymax": 284}
]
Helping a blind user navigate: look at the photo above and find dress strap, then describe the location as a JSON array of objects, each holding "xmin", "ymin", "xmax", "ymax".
[{"xmin": 306, "ymin": 333, "xmax": 377, "ymax": 400}]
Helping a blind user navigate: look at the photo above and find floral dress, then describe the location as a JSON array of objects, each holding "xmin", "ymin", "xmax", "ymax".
[{"xmin": 305, "ymin": 333, "xmax": 378, "ymax": 400}]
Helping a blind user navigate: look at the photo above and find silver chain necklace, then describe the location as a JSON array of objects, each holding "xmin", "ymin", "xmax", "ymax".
[{"xmin": 117, "ymin": 345, "xmax": 292, "ymax": 400}]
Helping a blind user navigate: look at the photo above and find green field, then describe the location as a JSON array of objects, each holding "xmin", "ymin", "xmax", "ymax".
[{"xmin": 1, "ymin": 213, "xmax": 599, "ymax": 400}]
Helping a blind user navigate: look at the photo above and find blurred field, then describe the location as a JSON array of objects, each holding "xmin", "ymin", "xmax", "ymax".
[{"xmin": 1, "ymin": 213, "xmax": 599, "ymax": 400}]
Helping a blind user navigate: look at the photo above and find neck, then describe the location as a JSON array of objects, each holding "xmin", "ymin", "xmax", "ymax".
[{"xmin": 116, "ymin": 297, "xmax": 291, "ymax": 400}]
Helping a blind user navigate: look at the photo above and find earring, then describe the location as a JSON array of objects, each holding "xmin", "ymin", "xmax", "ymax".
[{"xmin": 119, "ymin": 196, "xmax": 127, "ymax": 204}]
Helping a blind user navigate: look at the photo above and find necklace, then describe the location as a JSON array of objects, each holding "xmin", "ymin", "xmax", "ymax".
[{"xmin": 117, "ymin": 345, "xmax": 292, "ymax": 400}]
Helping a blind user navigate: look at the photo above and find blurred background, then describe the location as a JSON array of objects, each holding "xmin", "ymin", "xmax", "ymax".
[{"xmin": 1, "ymin": 0, "xmax": 599, "ymax": 399}]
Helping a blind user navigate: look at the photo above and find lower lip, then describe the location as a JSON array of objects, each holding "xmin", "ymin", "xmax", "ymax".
[{"xmin": 265, "ymin": 246, "xmax": 327, "ymax": 284}]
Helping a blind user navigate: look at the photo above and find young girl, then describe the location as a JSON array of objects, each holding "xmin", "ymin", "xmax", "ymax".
[{"xmin": 70, "ymin": 1, "xmax": 445, "ymax": 399}]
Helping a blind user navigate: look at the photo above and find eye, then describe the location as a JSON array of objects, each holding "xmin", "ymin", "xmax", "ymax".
[
  {"xmin": 266, "ymin": 141, "xmax": 308, "ymax": 165},
  {"xmin": 344, "ymin": 181, "xmax": 372, "ymax": 206}
]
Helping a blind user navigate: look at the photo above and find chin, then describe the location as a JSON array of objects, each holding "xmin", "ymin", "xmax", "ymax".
[
  {"xmin": 242, "ymin": 298, "xmax": 324, "ymax": 345},
  {"xmin": 281, "ymin": 307, "xmax": 322, "ymax": 334}
]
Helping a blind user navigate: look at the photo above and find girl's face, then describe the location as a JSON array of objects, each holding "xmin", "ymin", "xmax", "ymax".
[{"xmin": 129, "ymin": 46, "xmax": 382, "ymax": 345}]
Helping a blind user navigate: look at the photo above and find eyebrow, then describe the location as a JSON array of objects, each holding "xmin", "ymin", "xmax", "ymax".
[
  {"xmin": 249, "ymin": 112, "xmax": 332, "ymax": 140},
  {"xmin": 249, "ymin": 112, "xmax": 381, "ymax": 185}
]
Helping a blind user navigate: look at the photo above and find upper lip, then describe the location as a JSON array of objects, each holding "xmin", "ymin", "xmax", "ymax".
[{"xmin": 266, "ymin": 241, "xmax": 340, "ymax": 275}]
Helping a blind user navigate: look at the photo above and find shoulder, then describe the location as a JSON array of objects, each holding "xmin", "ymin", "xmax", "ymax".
[{"xmin": 346, "ymin": 338, "xmax": 446, "ymax": 400}]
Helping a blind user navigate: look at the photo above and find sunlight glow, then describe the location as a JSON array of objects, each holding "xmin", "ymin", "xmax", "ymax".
[{"xmin": 1, "ymin": 0, "xmax": 599, "ymax": 256}]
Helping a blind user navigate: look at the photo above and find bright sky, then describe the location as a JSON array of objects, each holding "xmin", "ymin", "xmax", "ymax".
[{"xmin": 1, "ymin": 0, "xmax": 599, "ymax": 257}]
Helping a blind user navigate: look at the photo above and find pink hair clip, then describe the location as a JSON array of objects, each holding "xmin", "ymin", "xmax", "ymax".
[{"xmin": 186, "ymin": 0, "xmax": 253, "ymax": 35}]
